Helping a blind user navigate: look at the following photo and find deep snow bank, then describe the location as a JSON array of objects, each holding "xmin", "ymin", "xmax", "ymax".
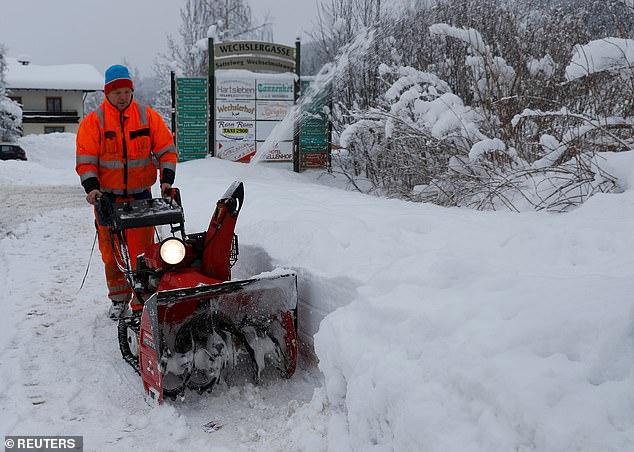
[
  {"xmin": 5, "ymin": 134, "xmax": 633, "ymax": 451},
  {"xmin": 174, "ymin": 151, "xmax": 634, "ymax": 451},
  {"xmin": 301, "ymin": 153, "xmax": 634, "ymax": 451},
  {"xmin": 1, "ymin": 133, "xmax": 79, "ymax": 186}
]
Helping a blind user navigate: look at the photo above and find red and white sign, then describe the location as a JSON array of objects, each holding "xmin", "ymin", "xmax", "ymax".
[{"xmin": 216, "ymin": 141, "xmax": 256, "ymax": 162}]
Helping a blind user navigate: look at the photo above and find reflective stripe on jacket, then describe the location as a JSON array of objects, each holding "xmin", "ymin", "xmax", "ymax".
[{"xmin": 75, "ymin": 100, "xmax": 177, "ymax": 195}]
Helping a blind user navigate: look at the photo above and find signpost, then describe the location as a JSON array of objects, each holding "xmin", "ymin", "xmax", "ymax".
[
  {"xmin": 299, "ymin": 78, "xmax": 331, "ymax": 169},
  {"xmin": 210, "ymin": 38, "xmax": 300, "ymax": 164},
  {"xmin": 170, "ymin": 39, "xmax": 324, "ymax": 169},
  {"xmin": 174, "ymin": 77, "xmax": 208, "ymax": 162}
]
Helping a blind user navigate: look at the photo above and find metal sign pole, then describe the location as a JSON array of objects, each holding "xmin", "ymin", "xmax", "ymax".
[
  {"xmin": 208, "ymin": 37, "xmax": 215, "ymax": 157},
  {"xmin": 170, "ymin": 71, "xmax": 176, "ymax": 139},
  {"xmin": 327, "ymin": 84, "xmax": 333, "ymax": 170},
  {"xmin": 293, "ymin": 38, "xmax": 301, "ymax": 173}
]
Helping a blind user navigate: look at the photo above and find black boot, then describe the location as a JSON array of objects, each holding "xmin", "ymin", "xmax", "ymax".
[{"xmin": 108, "ymin": 301, "xmax": 126, "ymax": 320}]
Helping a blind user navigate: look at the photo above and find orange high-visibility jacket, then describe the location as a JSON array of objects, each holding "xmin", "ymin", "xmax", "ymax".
[{"xmin": 76, "ymin": 100, "xmax": 177, "ymax": 195}]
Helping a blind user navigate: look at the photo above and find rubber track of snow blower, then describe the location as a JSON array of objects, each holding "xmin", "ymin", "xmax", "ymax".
[{"xmin": 118, "ymin": 317, "xmax": 141, "ymax": 374}]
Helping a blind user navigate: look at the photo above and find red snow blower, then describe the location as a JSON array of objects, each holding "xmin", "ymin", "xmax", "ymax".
[{"xmin": 96, "ymin": 182, "xmax": 297, "ymax": 402}]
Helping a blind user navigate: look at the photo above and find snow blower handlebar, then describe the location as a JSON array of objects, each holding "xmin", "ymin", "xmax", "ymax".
[
  {"xmin": 95, "ymin": 190, "xmax": 185, "ymax": 233},
  {"xmin": 94, "ymin": 195, "xmax": 114, "ymax": 228}
]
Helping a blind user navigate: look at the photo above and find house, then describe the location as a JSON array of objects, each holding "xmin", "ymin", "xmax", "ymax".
[{"xmin": 5, "ymin": 56, "xmax": 102, "ymax": 135}]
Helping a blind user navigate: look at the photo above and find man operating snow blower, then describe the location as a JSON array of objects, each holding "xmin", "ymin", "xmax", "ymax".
[{"xmin": 75, "ymin": 64, "xmax": 178, "ymax": 319}]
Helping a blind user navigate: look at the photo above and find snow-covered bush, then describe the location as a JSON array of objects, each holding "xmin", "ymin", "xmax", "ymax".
[
  {"xmin": 318, "ymin": 0, "xmax": 633, "ymax": 211},
  {"xmin": 411, "ymin": 38, "xmax": 630, "ymax": 211},
  {"xmin": 0, "ymin": 96, "xmax": 22, "ymax": 142},
  {"xmin": 0, "ymin": 45, "xmax": 22, "ymax": 142},
  {"xmin": 429, "ymin": 23, "xmax": 516, "ymax": 103},
  {"xmin": 336, "ymin": 64, "xmax": 497, "ymax": 198}
]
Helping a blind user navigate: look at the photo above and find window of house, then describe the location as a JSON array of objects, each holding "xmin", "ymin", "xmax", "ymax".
[
  {"xmin": 44, "ymin": 126, "xmax": 65, "ymax": 134},
  {"xmin": 46, "ymin": 97, "xmax": 62, "ymax": 113},
  {"xmin": 8, "ymin": 96, "xmax": 22, "ymax": 105}
]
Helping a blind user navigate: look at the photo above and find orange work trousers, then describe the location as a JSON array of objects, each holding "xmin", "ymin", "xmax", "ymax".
[{"xmin": 95, "ymin": 204, "xmax": 154, "ymax": 303}]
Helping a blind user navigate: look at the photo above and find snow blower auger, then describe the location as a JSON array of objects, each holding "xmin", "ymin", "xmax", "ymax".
[{"xmin": 95, "ymin": 182, "xmax": 298, "ymax": 402}]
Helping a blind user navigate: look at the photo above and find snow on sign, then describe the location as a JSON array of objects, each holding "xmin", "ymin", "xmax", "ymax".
[
  {"xmin": 216, "ymin": 120, "xmax": 255, "ymax": 141},
  {"xmin": 256, "ymin": 120, "xmax": 293, "ymax": 141},
  {"xmin": 216, "ymin": 141, "xmax": 256, "ymax": 162},
  {"xmin": 216, "ymin": 99, "xmax": 256, "ymax": 120},
  {"xmin": 256, "ymin": 80, "xmax": 294, "ymax": 100},
  {"xmin": 216, "ymin": 78, "xmax": 256, "ymax": 99},
  {"xmin": 256, "ymin": 100, "xmax": 293, "ymax": 120}
]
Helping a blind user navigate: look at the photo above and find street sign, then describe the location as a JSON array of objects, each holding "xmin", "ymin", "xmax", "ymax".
[
  {"xmin": 214, "ymin": 41, "xmax": 295, "ymax": 59},
  {"xmin": 175, "ymin": 77, "xmax": 208, "ymax": 161},
  {"xmin": 214, "ymin": 41, "xmax": 296, "ymax": 73}
]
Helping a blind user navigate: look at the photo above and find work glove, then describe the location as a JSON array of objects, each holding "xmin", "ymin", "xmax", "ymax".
[{"xmin": 86, "ymin": 189, "xmax": 102, "ymax": 205}]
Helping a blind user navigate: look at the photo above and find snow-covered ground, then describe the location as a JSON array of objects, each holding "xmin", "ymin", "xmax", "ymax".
[{"xmin": 1, "ymin": 133, "xmax": 633, "ymax": 451}]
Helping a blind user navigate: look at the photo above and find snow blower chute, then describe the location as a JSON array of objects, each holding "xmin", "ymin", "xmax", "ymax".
[{"xmin": 96, "ymin": 182, "xmax": 298, "ymax": 402}]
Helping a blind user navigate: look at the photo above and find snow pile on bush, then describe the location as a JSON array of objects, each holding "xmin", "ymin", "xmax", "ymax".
[{"xmin": 565, "ymin": 37, "xmax": 634, "ymax": 81}]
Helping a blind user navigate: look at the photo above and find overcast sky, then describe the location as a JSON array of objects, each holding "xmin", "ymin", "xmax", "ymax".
[{"xmin": 0, "ymin": 0, "xmax": 320, "ymax": 78}]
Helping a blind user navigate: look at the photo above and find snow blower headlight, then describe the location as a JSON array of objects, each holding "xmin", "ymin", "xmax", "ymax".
[{"xmin": 159, "ymin": 238, "xmax": 186, "ymax": 265}]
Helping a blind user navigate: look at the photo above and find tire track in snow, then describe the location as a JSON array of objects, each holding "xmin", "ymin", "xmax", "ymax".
[{"xmin": 0, "ymin": 184, "xmax": 85, "ymax": 236}]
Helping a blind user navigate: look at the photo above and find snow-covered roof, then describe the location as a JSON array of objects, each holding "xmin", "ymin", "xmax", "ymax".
[{"xmin": 5, "ymin": 57, "xmax": 103, "ymax": 91}]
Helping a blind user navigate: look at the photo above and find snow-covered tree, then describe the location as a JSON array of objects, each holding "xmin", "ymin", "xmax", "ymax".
[
  {"xmin": 310, "ymin": 0, "xmax": 386, "ymax": 113},
  {"xmin": 158, "ymin": 0, "xmax": 272, "ymax": 78},
  {"xmin": 0, "ymin": 44, "xmax": 22, "ymax": 142},
  {"xmin": 152, "ymin": 0, "xmax": 271, "ymax": 120},
  {"xmin": 83, "ymin": 91, "xmax": 103, "ymax": 114}
]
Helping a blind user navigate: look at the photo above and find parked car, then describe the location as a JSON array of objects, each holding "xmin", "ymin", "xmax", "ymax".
[{"xmin": 0, "ymin": 142, "xmax": 27, "ymax": 161}]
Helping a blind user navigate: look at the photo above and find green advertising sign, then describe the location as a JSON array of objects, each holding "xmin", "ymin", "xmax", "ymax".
[
  {"xmin": 175, "ymin": 77, "xmax": 209, "ymax": 162},
  {"xmin": 299, "ymin": 79, "xmax": 331, "ymax": 169}
]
